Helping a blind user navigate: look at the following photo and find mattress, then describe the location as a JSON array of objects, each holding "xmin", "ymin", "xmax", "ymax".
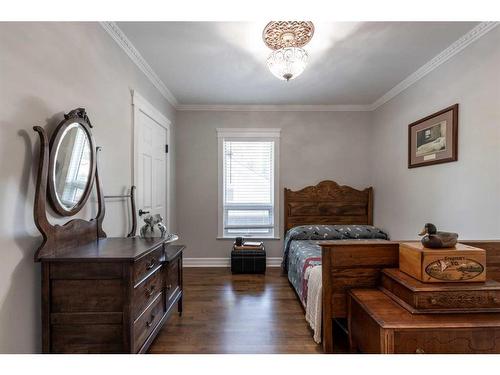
[{"xmin": 283, "ymin": 225, "xmax": 389, "ymax": 306}]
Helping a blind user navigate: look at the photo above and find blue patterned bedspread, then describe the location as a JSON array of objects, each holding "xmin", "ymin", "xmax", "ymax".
[
  {"xmin": 284, "ymin": 225, "xmax": 389, "ymax": 306},
  {"xmin": 287, "ymin": 240, "xmax": 323, "ymax": 306}
]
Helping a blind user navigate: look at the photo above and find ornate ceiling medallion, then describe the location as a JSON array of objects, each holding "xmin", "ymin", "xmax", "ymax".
[
  {"xmin": 262, "ymin": 21, "xmax": 314, "ymax": 81},
  {"xmin": 262, "ymin": 21, "xmax": 315, "ymax": 50}
]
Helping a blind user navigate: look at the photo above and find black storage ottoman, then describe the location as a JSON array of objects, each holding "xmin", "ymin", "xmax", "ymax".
[{"xmin": 231, "ymin": 248, "xmax": 266, "ymax": 274}]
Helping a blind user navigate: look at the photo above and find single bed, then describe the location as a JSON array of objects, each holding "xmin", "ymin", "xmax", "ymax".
[
  {"xmin": 283, "ymin": 180, "xmax": 400, "ymax": 352},
  {"xmin": 284, "ymin": 226, "xmax": 389, "ymax": 306}
]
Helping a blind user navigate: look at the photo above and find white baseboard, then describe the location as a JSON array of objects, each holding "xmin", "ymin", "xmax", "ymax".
[{"xmin": 183, "ymin": 257, "xmax": 282, "ymax": 268}]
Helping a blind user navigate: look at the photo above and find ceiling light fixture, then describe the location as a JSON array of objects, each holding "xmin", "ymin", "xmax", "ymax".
[{"xmin": 262, "ymin": 21, "xmax": 314, "ymax": 81}]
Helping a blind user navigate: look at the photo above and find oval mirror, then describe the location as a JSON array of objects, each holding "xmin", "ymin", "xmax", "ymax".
[{"xmin": 48, "ymin": 117, "xmax": 96, "ymax": 216}]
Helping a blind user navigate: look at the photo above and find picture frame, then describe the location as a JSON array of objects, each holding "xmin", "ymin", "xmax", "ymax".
[{"xmin": 408, "ymin": 104, "xmax": 458, "ymax": 168}]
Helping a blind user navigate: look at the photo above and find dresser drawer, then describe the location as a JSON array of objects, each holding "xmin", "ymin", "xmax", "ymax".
[
  {"xmin": 51, "ymin": 279, "xmax": 123, "ymax": 312},
  {"xmin": 165, "ymin": 257, "xmax": 181, "ymax": 306},
  {"xmin": 415, "ymin": 291, "xmax": 500, "ymax": 311},
  {"xmin": 394, "ymin": 328, "xmax": 500, "ymax": 354},
  {"xmin": 133, "ymin": 292, "xmax": 166, "ymax": 353},
  {"xmin": 51, "ymin": 324, "xmax": 123, "ymax": 353},
  {"xmin": 381, "ymin": 269, "xmax": 500, "ymax": 313},
  {"xmin": 133, "ymin": 245, "xmax": 163, "ymax": 285},
  {"xmin": 132, "ymin": 267, "xmax": 165, "ymax": 320}
]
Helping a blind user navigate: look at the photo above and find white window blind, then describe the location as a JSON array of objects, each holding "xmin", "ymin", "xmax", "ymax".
[
  {"xmin": 218, "ymin": 129, "xmax": 280, "ymax": 238},
  {"xmin": 223, "ymin": 140, "xmax": 274, "ymax": 236}
]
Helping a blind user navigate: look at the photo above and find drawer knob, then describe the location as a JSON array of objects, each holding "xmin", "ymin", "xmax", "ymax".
[
  {"xmin": 415, "ymin": 348, "xmax": 425, "ymax": 354},
  {"xmin": 430, "ymin": 298, "xmax": 438, "ymax": 305},
  {"xmin": 146, "ymin": 313, "xmax": 156, "ymax": 328},
  {"xmin": 146, "ymin": 258, "xmax": 157, "ymax": 270},
  {"xmin": 145, "ymin": 285, "xmax": 156, "ymax": 297},
  {"xmin": 492, "ymin": 297, "xmax": 499, "ymax": 304},
  {"xmin": 166, "ymin": 284, "xmax": 172, "ymax": 290}
]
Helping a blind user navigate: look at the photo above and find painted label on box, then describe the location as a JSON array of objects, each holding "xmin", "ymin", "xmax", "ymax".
[{"xmin": 425, "ymin": 256, "xmax": 484, "ymax": 281}]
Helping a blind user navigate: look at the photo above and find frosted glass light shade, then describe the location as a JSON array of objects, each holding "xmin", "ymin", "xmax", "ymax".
[{"xmin": 266, "ymin": 47, "xmax": 308, "ymax": 81}]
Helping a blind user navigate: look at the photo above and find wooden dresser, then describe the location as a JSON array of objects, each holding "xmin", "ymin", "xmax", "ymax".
[
  {"xmin": 31, "ymin": 109, "xmax": 185, "ymax": 354},
  {"xmin": 39, "ymin": 238, "xmax": 184, "ymax": 353}
]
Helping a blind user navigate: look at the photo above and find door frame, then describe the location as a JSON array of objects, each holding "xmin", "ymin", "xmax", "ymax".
[{"xmin": 132, "ymin": 90, "xmax": 172, "ymax": 233}]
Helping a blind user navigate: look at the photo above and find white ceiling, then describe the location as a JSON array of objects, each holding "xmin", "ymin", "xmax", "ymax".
[{"xmin": 116, "ymin": 22, "xmax": 478, "ymax": 106}]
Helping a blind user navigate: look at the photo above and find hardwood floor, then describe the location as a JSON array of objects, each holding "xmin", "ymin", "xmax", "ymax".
[{"xmin": 147, "ymin": 267, "xmax": 324, "ymax": 354}]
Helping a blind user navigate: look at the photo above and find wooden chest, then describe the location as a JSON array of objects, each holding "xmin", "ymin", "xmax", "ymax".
[
  {"xmin": 40, "ymin": 238, "xmax": 184, "ymax": 353},
  {"xmin": 348, "ymin": 289, "xmax": 500, "ymax": 354},
  {"xmin": 399, "ymin": 242, "xmax": 486, "ymax": 283},
  {"xmin": 380, "ymin": 268, "xmax": 500, "ymax": 313}
]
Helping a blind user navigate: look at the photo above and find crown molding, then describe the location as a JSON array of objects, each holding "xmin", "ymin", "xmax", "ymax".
[
  {"xmin": 369, "ymin": 21, "xmax": 499, "ymax": 111},
  {"xmin": 101, "ymin": 21, "xmax": 497, "ymax": 113},
  {"xmin": 176, "ymin": 104, "xmax": 372, "ymax": 112},
  {"xmin": 100, "ymin": 22, "xmax": 178, "ymax": 107}
]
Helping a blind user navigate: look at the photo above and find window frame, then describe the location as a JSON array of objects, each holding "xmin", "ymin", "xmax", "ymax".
[{"xmin": 217, "ymin": 128, "xmax": 281, "ymax": 239}]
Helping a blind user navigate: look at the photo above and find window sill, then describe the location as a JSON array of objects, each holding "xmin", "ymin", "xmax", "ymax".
[{"xmin": 216, "ymin": 237, "xmax": 281, "ymax": 240}]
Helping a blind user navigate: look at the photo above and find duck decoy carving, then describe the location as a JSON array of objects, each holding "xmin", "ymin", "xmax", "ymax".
[{"xmin": 418, "ymin": 223, "xmax": 458, "ymax": 249}]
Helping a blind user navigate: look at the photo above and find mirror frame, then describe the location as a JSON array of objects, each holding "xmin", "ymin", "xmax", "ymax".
[{"xmin": 48, "ymin": 109, "xmax": 97, "ymax": 216}]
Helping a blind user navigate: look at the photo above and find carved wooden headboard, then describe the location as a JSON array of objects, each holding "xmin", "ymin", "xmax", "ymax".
[{"xmin": 284, "ymin": 180, "xmax": 373, "ymax": 233}]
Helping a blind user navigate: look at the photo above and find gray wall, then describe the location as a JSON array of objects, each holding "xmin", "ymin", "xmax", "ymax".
[
  {"xmin": 370, "ymin": 26, "xmax": 500, "ymax": 240},
  {"xmin": 175, "ymin": 110, "xmax": 372, "ymax": 259},
  {"xmin": 0, "ymin": 22, "xmax": 176, "ymax": 353}
]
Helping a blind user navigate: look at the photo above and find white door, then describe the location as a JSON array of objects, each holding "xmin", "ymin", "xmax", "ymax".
[{"xmin": 133, "ymin": 92, "xmax": 170, "ymax": 234}]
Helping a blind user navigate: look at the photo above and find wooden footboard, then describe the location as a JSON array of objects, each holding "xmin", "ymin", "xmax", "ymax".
[{"xmin": 321, "ymin": 240, "xmax": 399, "ymax": 353}]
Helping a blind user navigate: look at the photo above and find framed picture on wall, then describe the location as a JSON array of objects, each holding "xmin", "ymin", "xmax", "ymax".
[{"xmin": 408, "ymin": 104, "xmax": 458, "ymax": 168}]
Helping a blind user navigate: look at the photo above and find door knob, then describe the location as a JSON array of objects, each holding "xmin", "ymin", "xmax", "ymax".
[{"xmin": 139, "ymin": 209, "xmax": 150, "ymax": 216}]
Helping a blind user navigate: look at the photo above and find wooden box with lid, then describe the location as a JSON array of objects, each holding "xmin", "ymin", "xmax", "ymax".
[{"xmin": 399, "ymin": 242, "xmax": 486, "ymax": 283}]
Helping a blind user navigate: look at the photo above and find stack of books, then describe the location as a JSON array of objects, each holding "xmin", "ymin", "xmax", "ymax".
[
  {"xmin": 231, "ymin": 241, "xmax": 266, "ymax": 274},
  {"xmin": 233, "ymin": 241, "xmax": 264, "ymax": 251}
]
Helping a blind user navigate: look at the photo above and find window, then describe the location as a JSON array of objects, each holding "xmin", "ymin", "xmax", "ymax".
[{"xmin": 217, "ymin": 128, "xmax": 280, "ymax": 238}]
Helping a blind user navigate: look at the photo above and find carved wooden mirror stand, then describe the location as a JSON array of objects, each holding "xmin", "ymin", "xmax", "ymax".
[{"xmin": 33, "ymin": 108, "xmax": 106, "ymax": 261}]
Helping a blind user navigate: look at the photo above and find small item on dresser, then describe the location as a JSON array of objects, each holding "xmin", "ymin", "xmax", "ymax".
[
  {"xmin": 399, "ymin": 242, "xmax": 486, "ymax": 283},
  {"xmin": 235, "ymin": 236, "xmax": 244, "ymax": 246},
  {"xmin": 140, "ymin": 214, "xmax": 167, "ymax": 238},
  {"xmin": 418, "ymin": 223, "xmax": 458, "ymax": 248}
]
